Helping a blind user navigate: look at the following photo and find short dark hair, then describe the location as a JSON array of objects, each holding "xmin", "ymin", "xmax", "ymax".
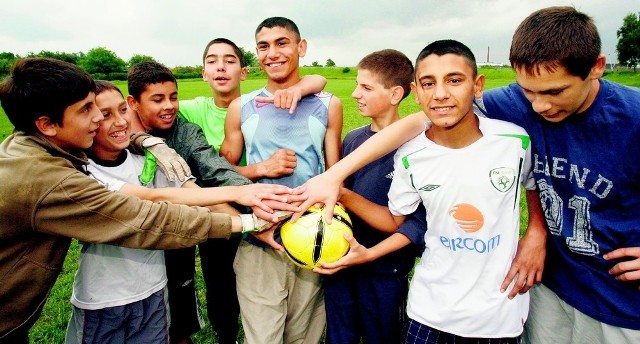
[
  {"xmin": 95, "ymin": 80, "xmax": 124, "ymax": 97},
  {"xmin": 127, "ymin": 61, "xmax": 177, "ymax": 100},
  {"xmin": 415, "ymin": 39, "xmax": 477, "ymax": 77},
  {"xmin": 510, "ymin": 6, "xmax": 600, "ymax": 79},
  {"xmin": 202, "ymin": 38, "xmax": 245, "ymax": 67},
  {"xmin": 358, "ymin": 49, "xmax": 413, "ymax": 100},
  {"xmin": 255, "ymin": 17, "xmax": 301, "ymax": 41},
  {"xmin": 0, "ymin": 57, "xmax": 95, "ymax": 134}
]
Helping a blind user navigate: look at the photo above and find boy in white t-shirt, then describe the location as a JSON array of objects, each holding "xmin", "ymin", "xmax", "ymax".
[
  {"xmin": 315, "ymin": 40, "xmax": 540, "ymax": 343},
  {"xmin": 65, "ymin": 81, "xmax": 293, "ymax": 343}
]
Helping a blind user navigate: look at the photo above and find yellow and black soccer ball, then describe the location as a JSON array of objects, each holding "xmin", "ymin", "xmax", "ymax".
[{"xmin": 280, "ymin": 204, "xmax": 353, "ymax": 269}]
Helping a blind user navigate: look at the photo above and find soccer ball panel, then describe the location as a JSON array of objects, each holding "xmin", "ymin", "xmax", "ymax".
[{"xmin": 281, "ymin": 204, "xmax": 352, "ymax": 269}]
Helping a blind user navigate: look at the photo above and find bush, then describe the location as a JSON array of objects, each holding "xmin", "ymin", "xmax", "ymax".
[
  {"xmin": 107, "ymin": 72, "xmax": 128, "ymax": 81},
  {"xmin": 91, "ymin": 73, "xmax": 107, "ymax": 80},
  {"xmin": 247, "ymin": 67, "xmax": 266, "ymax": 78},
  {"xmin": 173, "ymin": 72, "xmax": 201, "ymax": 79},
  {"xmin": 342, "ymin": 67, "xmax": 351, "ymax": 74}
]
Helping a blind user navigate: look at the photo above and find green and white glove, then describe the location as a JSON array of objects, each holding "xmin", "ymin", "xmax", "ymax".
[
  {"xmin": 141, "ymin": 136, "xmax": 191, "ymax": 182},
  {"xmin": 239, "ymin": 211, "xmax": 293, "ymax": 234}
]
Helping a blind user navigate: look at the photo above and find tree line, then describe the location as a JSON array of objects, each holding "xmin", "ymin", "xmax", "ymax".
[
  {"xmin": 1, "ymin": 12, "xmax": 638, "ymax": 79},
  {"xmin": 0, "ymin": 46, "xmax": 340, "ymax": 81}
]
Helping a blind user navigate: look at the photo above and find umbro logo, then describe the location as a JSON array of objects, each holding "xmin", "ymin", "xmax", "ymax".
[
  {"xmin": 419, "ymin": 184, "xmax": 440, "ymax": 191},
  {"xmin": 385, "ymin": 172, "xmax": 394, "ymax": 179}
]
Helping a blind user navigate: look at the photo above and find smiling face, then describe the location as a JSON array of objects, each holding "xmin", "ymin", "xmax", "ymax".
[
  {"xmin": 352, "ymin": 68, "xmax": 395, "ymax": 120},
  {"xmin": 515, "ymin": 61, "xmax": 603, "ymax": 123},
  {"xmin": 128, "ymin": 81, "xmax": 179, "ymax": 131},
  {"xmin": 44, "ymin": 92, "xmax": 104, "ymax": 151},
  {"xmin": 411, "ymin": 53, "xmax": 484, "ymax": 130},
  {"xmin": 92, "ymin": 89, "xmax": 130, "ymax": 160},
  {"xmin": 255, "ymin": 26, "xmax": 306, "ymax": 89},
  {"xmin": 202, "ymin": 42, "xmax": 247, "ymax": 97}
]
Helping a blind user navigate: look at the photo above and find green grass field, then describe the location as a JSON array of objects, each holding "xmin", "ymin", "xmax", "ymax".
[{"xmin": 1, "ymin": 67, "xmax": 638, "ymax": 343}]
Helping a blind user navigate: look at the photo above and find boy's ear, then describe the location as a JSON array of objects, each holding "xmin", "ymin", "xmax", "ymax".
[
  {"xmin": 34, "ymin": 115, "xmax": 58, "ymax": 138},
  {"xmin": 473, "ymin": 74, "xmax": 486, "ymax": 99},
  {"xmin": 126, "ymin": 95, "xmax": 139, "ymax": 113},
  {"xmin": 589, "ymin": 54, "xmax": 606, "ymax": 80},
  {"xmin": 410, "ymin": 82, "xmax": 420, "ymax": 104},
  {"xmin": 297, "ymin": 39, "xmax": 308, "ymax": 58},
  {"xmin": 240, "ymin": 67, "xmax": 248, "ymax": 81},
  {"xmin": 390, "ymin": 85, "xmax": 404, "ymax": 106}
]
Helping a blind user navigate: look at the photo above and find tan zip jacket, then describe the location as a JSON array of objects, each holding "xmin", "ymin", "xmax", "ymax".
[{"xmin": 0, "ymin": 132, "xmax": 233, "ymax": 338}]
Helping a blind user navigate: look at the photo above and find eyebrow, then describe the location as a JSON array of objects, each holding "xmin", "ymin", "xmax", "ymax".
[
  {"xmin": 149, "ymin": 92, "xmax": 178, "ymax": 98},
  {"xmin": 205, "ymin": 53, "xmax": 239, "ymax": 60},
  {"xmin": 257, "ymin": 37, "xmax": 290, "ymax": 45},
  {"xmin": 81, "ymin": 101, "xmax": 94, "ymax": 111},
  {"xmin": 417, "ymin": 71, "xmax": 464, "ymax": 82},
  {"xmin": 518, "ymin": 83, "xmax": 569, "ymax": 94}
]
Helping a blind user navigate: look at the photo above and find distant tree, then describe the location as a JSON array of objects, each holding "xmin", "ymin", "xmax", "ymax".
[
  {"xmin": 238, "ymin": 47, "xmax": 258, "ymax": 67},
  {"xmin": 128, "ymin": 54, "xmax": 155, "ymax": 68},
  {"xmin": 311, "ymin": 61, "xmax": 321, "ymax": 67},
  {"xmin": 0, "ymin": 52, "xmax": 18, "ymax": 77},
  {"xmin": 172, "ymin": 65, "xmax": 201, "ymax": 79},
  {"xmin": 80, "ymin": 47, "xmax": 126, "ymax": 74},
  {"xmin": 27, "ymin": 50, "xmax": 82, "ymax": 65},
  {"xmin": 616, "ymin": 12, "xmax": 640, "ymax": 70},
  {"xmin": 325, "ymin": 58, "xmax": 336, "ymax": 67}
]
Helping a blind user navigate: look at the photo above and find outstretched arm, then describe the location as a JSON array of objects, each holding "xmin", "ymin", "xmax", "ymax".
[
  {"xmin": 339, "ymin": 188, "xmax": 401, "ymax": 233},
  {"xmin": 295, "ymin": 112, "xmax": 427, "ymax": 222},
  {"xmin": 119, "ymin": 180, "xmax": 297, "ymax": 217},
  {"xmin": 255, "ymin": 75, "xmax": 327, "ymax": 113},
  {"xmin": 500, "ymin": 189, "xmax": 547, "ymax": 298}
]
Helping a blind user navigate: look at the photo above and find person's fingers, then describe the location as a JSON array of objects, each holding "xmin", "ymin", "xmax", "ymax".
[
  {"xmin": 169, "ymin": 159, "xmax": 187, "ymax": 182},
  {"xmin": 252, "ymin": 206, "xmax": 277, "ymax": 222},
  {"xmin": 312, "ymin": 264, "xmax": 344, "ymax": 275},
  {"xmin": 274, "ymin": 94, "xmax": 282, "ymax": 108},
  {"xmin": 519, "ymin": 271, "xmax": 536, "ymax": 294},
  {"xmin": 289, "ymin": 99, "xmax": 298, "ymax": 114},
  {"xmin": 254, "ymin": 96, "xmax": 274, "ymax": 104},
  {"xmin": 285, "ymin": 93, "xmax": 294, "ymax": 109},
  {"xmin": 500, "ymin": 265, "xmax": 519, "ymax": 293},
  {"xmin": 252, "ymin": 199, "xmax": 276, "ymax": 216},
  {"xmin": 262, "ymin": 199, "xmax": 300, "ymax": 213},
  {"xmin": 323, "ymin": 202, "xmax": 336, "ymax": 224}
]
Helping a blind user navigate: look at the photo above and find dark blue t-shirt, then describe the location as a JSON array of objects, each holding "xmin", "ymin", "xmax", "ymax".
[
  {"xmin": 342, "ymin": 124, "xmax": 426, "ymax": 275},
  {"xmin": 479, "ymin": 80, "xmax": 640, "ymax": 329}
]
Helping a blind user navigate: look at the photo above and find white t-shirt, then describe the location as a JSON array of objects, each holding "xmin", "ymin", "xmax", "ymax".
[
  {"xmin": 71, "ymin": 150, "xmax": 191, "ymax": 310},
  {"xmin": 389, "ymin": 116, "xmax": 534, "ymax": 338}
]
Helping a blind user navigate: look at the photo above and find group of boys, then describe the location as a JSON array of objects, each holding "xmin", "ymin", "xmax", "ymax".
[
  {"xmin": 1, "ymin": 5, "xmax": 639, "ymax": 344},
  {"xmin": 300, "ymin": 5, "xmax": 640, "ymax": 344}
]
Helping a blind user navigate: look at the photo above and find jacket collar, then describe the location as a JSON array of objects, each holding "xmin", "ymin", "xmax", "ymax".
[{"xmin": 27, "ymin": 132, "xmax": 89, "ymax": 170}]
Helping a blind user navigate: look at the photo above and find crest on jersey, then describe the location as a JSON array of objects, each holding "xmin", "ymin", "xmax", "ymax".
[{"xmin": 489, "ymin": 167, "xmax": 516, "ymax": 192}]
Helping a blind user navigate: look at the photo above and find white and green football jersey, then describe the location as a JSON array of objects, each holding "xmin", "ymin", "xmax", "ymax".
[{"xmin": 389, "ymin": 116, "xmax": 534, "ymax": 338}]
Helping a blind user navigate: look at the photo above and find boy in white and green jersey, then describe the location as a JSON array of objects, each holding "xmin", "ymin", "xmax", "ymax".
[{"xmin": 313, "ymin": 39, "xmax": 540, "ymax": 344}]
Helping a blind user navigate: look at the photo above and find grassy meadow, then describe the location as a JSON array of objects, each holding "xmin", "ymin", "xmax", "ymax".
[{"xmin": 0, "ymin": 66, "xmax": 638, "ymax": 343}]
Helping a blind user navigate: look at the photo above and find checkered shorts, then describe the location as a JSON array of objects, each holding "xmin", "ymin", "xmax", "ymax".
[{"xmin": 402, "ymin": 318, "xmax": 522, "ymax": 344}]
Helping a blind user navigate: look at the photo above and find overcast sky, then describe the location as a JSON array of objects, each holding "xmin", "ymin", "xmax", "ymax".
[{"xmin": 1, "ymin": 0, "xmax": 638, "ymax": 67}]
